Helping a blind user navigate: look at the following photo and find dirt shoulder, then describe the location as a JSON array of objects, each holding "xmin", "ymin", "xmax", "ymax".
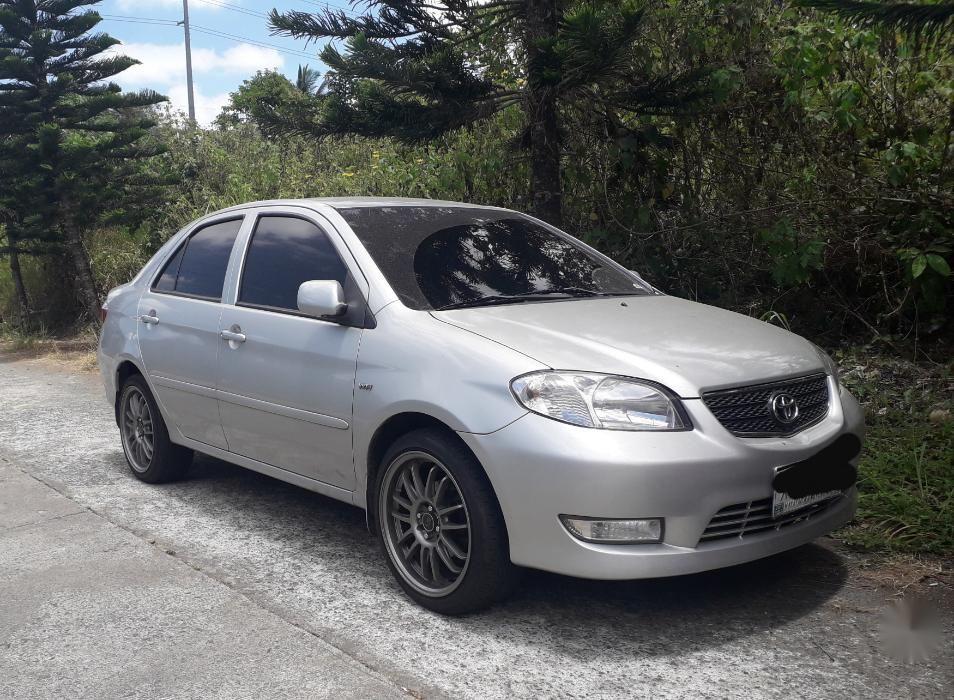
[{"xmin": 0, "ymin": 339, "xmax": 98, "ymax": 373}]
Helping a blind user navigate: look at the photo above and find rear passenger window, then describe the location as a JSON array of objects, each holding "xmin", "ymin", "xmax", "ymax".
[
  {"xmin": 239, "ymin": 216, "xmax": 348, "ymax": 313},
  {"xmin": 155, "ymin": 218, "xmax": 242, "ymax": 301}
]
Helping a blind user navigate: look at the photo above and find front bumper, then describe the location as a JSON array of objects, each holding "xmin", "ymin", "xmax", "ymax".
[{"xmin": 458, "ymin": 380, "xmax": 864, "ymax": 580}]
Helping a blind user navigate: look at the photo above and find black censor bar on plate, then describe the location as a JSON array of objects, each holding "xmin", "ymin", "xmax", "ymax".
[{"xmin": 772, "ymin": 434, "xmax": 862, "ymax": 499}]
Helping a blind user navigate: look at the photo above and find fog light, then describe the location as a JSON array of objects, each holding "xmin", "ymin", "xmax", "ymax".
[{"xmin": 560, "ymin": 516, "xmax": 663, "ymax": 544}]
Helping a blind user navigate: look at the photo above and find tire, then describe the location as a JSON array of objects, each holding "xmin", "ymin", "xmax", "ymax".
[
  {"xmin": 375, "ymin": 428, "xmax": 517, "ymax": 615},
  {"xmin": 118, "ymin": 375, "xmax": 192, "ymax": 484}
]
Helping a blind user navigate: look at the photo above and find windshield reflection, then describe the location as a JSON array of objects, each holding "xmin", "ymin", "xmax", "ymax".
[
  {"xmin": 414, "ymin": 219, "xmax": 620, "ymax": 307},
  {"xmin": 340, "ymin": 206, "xmax": 648, "ymax": 310}
]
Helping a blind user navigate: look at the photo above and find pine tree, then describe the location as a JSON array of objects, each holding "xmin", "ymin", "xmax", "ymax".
[
  {"xmin": 0, "ymin": 0, "xmax": 167, "ymax": 323},
  {"xmin": 797, "ymin": 1, "xmax": 954, "ymax": 39},
  {"xmin": 0, "ymin": 208, "xmax": 31, "ymax": 323},
  {"xmin": 269, "ymin": 1, "xmax": 717, "ymax": 225}
]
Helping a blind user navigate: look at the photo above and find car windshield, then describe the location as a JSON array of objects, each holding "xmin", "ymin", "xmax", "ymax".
[{"xmin": 337, "ymin": 206, "xmax": 652, "ymax": 311}]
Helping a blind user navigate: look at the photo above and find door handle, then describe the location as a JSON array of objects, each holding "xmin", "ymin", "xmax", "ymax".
[
  {"xmin": 220, "ymin": 328, "xmax": 246, "ymax": 344},
  {"xmin": 139, "ymin": 312, "xmax": 159, "ymax": 325}
]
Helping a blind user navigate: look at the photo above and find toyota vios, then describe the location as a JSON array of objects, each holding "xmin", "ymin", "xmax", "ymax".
[{"xmin": 99, "ymin": 198, "xmax": 865, "ymax": 614}]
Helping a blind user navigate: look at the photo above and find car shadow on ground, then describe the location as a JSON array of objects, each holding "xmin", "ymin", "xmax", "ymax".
[{"xmin": 170, "ymin": 453, "xmax": 848, "ymax": 660}]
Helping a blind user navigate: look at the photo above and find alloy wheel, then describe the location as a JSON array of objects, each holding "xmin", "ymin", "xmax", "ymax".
[
  {"xmin": 380, "ymin": 451, "xmax": 471, "ymax": 597},
  {"xmin": 120, "ymin": 387, "xmax": 155, "ymax": 473}
]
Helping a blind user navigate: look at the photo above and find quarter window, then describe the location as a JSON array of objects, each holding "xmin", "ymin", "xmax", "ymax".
[
  {"xmin": 239, "ymin": 216, "xmax": 349, "ymax": 313},
  {"xmin": 154, "ymin": 218, "xmax": 243, "ymax": 301},
  {"xmin": 153, "ymin": 244, "xmax": 184, "ymax": 293}
]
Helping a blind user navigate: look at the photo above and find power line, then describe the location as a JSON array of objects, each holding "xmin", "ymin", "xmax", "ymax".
[
  {"xmin": 101, "ymin": 3, "xmax": 361, "ymax": 28},
  {"xmin": 99, "ymin": 16, "xmax": 319, "ymax": 62},
  {"xmin": 300, "ymin": 1, "xmax": 363, "ymax": 19},
  {"xmin": 102, "ymin": 0, "xmax": 267, "ymax": 22},
  {"xmin": 191, "ymin": 25, "xmax": 318, "ymax": 60},
  {"xmin": 198, "ymin": 0, "xmax": 268, "ymax": 20},
  {"xmin": 100, "ymin": 15, "xmax": 179, "ymax": 26}
]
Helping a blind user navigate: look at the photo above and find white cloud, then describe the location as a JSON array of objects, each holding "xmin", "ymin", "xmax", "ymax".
[
  {"xmin": 107, "ymin": 42, "xmax": 283, "ymax": 126},
  {"xmin": 166, "ymin": 83, "xmax": 231, "ymax": 126},
  {"xmin": 113, "ymin": 42, "xmax": 284, "ymax": 86}
]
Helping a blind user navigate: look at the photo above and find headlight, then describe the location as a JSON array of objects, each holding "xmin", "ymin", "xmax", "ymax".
[
  {"xmin": 510, "ymin": 371, "xmax": 689, "ymax": 431},
  {"xmin": 812, "ymin": 344, "xmax": 841, "ymax": 387}
]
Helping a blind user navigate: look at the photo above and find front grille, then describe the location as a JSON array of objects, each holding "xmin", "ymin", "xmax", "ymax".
[
  {"xmin": 701, "ymin": 373, "xmax": 830, "ymax": 437},
  {"xmin": 699, "ymin": 495, "xmax": 841, "ymax": 543}
]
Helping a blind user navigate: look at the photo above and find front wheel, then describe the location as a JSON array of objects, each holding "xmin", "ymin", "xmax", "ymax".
[{"xmin": 376, "ymin": 429, "xmax": 516, "ymax": 615}]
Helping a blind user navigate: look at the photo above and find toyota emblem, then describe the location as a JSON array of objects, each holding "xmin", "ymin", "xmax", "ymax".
[{"xmin": 770, "ymin": 393, "xmax": 800, "ymax": 424}]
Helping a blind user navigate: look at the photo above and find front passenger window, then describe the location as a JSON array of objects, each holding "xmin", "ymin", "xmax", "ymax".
[{"xmin": 239, "ymin": 215, "xmax": 349, "ymax": 313}]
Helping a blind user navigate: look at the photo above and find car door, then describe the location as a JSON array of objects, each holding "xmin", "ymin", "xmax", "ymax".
[
  {"xmin": 137, "ymin": 215, "xmax": 246, "ymax": 449},
  {"xmin": 215, "ymin": 209, "xmax": 367, "ymax": 490}
]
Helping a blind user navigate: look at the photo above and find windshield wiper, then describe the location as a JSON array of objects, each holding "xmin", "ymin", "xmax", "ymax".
[
  {"xmin": 436, "ymin": 294, "xmax": 552, "ymax": 311},
  {"xmin": 436, "ymin": 288, "xmax": 612, "ymax": 311},
  {"xmin": 538, "ymin": 287, "xmax": 614, "ymax": 297}
]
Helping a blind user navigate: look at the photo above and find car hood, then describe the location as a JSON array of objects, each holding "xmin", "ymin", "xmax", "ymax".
[{"xmin": 432, "ymin": 295, "xmax": 824, "ymax": 398}]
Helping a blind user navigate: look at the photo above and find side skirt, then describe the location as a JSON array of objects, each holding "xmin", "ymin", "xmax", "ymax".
[{"xmin": 174, "ymin": 434, "xmax": 359, "ymax": 508}]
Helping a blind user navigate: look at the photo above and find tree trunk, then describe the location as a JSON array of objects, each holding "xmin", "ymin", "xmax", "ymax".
[
  {"xmin": 5, "ymin": 232, "xmax": 32, "ymax": 326},
  {"xmin": 524, "ymin": 0, "xmax": 563, "ymax": 226},
  {"xmin": 61, "ymin": 216, "xmax": 101, "ymax": 324}
]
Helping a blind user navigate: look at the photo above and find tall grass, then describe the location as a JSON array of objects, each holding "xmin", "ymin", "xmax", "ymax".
[{"xmin": 837, "ymin": 350, "xmax": 954, "ymax": 554}]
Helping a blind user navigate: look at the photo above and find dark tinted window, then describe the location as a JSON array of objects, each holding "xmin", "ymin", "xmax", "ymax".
[
  {"xmin": 239, "ymin": 216, "xmax": 348, "ymax": 312},
  {"xmin": 170, "ymin": 218, "xmax": 243, "ymax": 300},
  {"xmin": 153, "ymin": 243, "xmax": 185, "ymax": 292},
  {"xmin": 338, "ymin": 207, "xmax": 649, "ymax": 310}
]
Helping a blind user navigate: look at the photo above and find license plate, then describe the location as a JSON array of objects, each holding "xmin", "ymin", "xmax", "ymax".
[{"xmin": 771, "ymin": 489, "xmax": 841, "ymax": 519}]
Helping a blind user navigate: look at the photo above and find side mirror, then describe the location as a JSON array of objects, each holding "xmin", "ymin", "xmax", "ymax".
[{"xmin": 297, "ymin": 280, "xmax": 347, "ymax": 318}]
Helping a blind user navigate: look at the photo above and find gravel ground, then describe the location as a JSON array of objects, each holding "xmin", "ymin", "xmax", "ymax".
[{"xmin": 0, "ymin": 353, "xmax": 951, "ymax": 699}]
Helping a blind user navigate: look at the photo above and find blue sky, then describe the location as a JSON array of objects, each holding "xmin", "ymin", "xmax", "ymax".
[{"xmin": 98, "ymin": 1, "xmax": 356, "ymax": 125}]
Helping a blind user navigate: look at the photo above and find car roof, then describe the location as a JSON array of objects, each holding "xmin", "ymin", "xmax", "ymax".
[{"xmin": 215, "ymin": 197, "xmax": 510, "ymax": 215}]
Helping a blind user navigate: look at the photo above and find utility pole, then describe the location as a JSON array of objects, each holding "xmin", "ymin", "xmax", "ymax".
[{"xmin": 179, "ymin": 0, "xmax": 196, "ymax": 123}]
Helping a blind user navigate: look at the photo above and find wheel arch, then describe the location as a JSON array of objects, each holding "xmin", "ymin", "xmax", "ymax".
[
  {"xmin": 364, "ymin": 412, "xmax": 505, "ymax": 536},
  {"xmin": 113, "ymin": 359, "xmax": 145, "ymax": 424}
]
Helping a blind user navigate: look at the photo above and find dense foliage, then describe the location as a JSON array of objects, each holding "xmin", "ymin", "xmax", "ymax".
[
  {"xmin": 0, "ymin": 1, "xmax": 951, "ymax": 345},
  {"xmin": 267, "ymin": 0, "xmax": 721, "ymax": 225}
]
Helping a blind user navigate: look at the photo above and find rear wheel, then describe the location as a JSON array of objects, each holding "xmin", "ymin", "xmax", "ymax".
[
  {"xmin": 376, "ymin": 429, "xmax": 516, "ymax": 614},
  {"xmin": 119, "ymin": 375, "xmax": 192, "ymax": 483}
]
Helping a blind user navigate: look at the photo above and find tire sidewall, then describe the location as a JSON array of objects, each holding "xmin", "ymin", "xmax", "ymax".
[
  {"xmin": 119, "ymin": 378, "xmax": 158, "ymax": 473},
  {"xmin": 119, "ymin": 375, "xmax": 187, "ymax": 483},
  {"xmin": 375, "ymin": 429, "xmax": 512, "ymax": 615}
]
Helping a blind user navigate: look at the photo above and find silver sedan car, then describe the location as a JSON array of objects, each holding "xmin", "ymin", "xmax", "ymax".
[{"xmin": 99, "ymin": 198, "xmax": 864, "ymax": 614}]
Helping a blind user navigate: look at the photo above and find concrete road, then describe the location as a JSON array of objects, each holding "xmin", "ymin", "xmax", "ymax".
[
  {"xmin": 0, "ymin": 355, "xmax": 951, "ymax": 699},
  {"xmin": 0, "ymin": 463, "xmax": 405, "ymax": 699}
]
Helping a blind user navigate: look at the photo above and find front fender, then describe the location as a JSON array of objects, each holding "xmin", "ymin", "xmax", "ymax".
[{"xmin": 352, "ymin": 304, "xmax": 545, "ymax": 504}]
